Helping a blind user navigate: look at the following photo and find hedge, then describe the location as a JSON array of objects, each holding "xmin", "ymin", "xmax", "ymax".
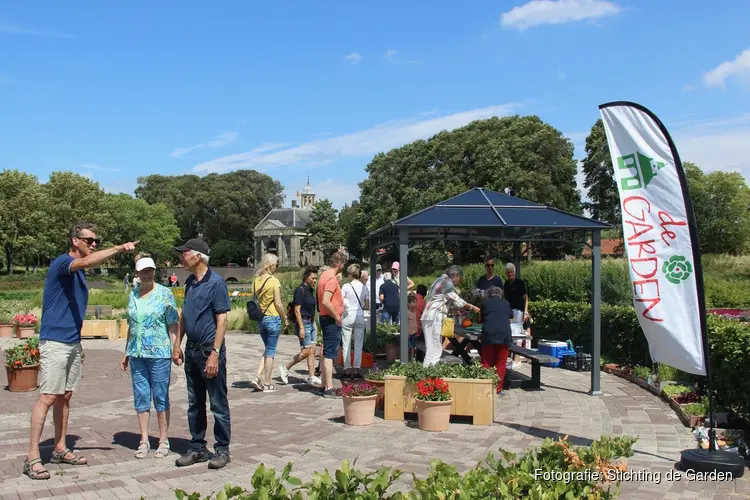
[{"xmin": 531, "ymin": 300, "xmax": 750, "ymax": 419}]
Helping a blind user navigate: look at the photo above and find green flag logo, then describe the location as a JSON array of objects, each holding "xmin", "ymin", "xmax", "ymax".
[
  {"xmin": 662, "ymin": 255, "xmax": 693, "ymax": 285},
  {"xmin": 617, "ymin": 152, "xmax": 665, "ymax": 191}
]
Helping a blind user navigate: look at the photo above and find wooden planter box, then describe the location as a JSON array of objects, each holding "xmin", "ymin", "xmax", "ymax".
[
  {"xmin": 383, "ymin": 375, "xmax": 495, "ymax": 426},
  {"xmin": 81, "ymin": 320, "xmax": 118, "ymax": 340},
  {"xmin": 118, "ymin": 319, "xmax": 129, "ymax": 339}
]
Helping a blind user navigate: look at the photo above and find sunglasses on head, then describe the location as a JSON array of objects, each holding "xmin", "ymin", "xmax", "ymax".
[{"xmin": 77, "ymin": 237, "xmax": 99, "ymax": 246}]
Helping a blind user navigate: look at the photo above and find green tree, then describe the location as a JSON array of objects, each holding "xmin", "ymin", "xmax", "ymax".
[
  {"xmin": 0, "ymin": 170, "xmax": 45, "ymax": 273},
  {"xmin": 581, "ymin": 119, "xmax": 620, "ymax": 224},
  {"xmin": 338, "ymin": 201, "xmax": 368, "ymax": 260},
  {"xmin": 135, "ymin": 174, "xmax": 202, "ymax": 241},
  {"xmin": 101, "ymin": 194, "xmax": 181, "ymax": 267},
  {"xmin": 209, "ymin": 239, "xmax": 251, "ymax": 266},
  {"xmin": 42, "ymin": 172, "xmax": 109, "ymax": 255},
  {"xmin": 302, "ymin": 199, "xmax": 342, "ymax": 259},
  {"xmin": 685, "ymin": 162, "xmax": 750, "ymax": 254}
]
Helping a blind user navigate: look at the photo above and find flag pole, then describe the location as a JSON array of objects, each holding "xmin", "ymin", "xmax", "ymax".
[{"xmin": 599, "ymin": 101, "xmax": 743, "ymax": 476}]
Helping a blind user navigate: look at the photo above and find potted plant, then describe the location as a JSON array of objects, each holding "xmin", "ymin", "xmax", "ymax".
[
  {"xmin": 364, "ymin": 365, "xmax": 385, "ymax": 410},
  {"xmin": 11, "ymin": 313, "xmax": 38, "ymax": 338},
  {"xmin": 384, "ymin": 334, "xmax": 401, "ymax": 361},
  {"xmin": 338, "ymin": 383, "xmax": 380, "ymax": 426},
  {"xmin": 0, "ymin": 313, "xmax": 13, "ymax": 338},
  {"xmin": 415, "ymin": 377, "xmax": 453, "ymax": 432},
  {"xmin": 682, "ymin": 402, "xmax": 706, "ymax": 428},
  {"xmin": 4, "ymin": 337, "xmax": 41, "ymax": 392}
]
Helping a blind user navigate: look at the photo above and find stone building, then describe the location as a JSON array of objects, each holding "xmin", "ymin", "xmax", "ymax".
[{"xmin": 253, "ymin": 179, "xmax": 324, "ymax": 268}]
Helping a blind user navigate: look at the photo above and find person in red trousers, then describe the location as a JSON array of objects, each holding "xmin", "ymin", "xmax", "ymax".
[{"xmin": 479, "ymin": 286, "xmax": 513, "ymax": 396}]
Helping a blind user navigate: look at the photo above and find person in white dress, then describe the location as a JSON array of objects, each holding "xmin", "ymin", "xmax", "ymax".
[{"xmin": 340, "ymin": 264, "xmax": 370, "ymax": 379}]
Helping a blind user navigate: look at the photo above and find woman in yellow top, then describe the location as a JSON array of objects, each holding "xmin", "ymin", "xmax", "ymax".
[{"xmin": 251, "ymin": 253, "xmax": 286, "ymax": 392}]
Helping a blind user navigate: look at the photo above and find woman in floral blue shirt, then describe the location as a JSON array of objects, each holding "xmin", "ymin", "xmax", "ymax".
[{"xmin": 119, "ymin": 254, "xmax": 179, "ymax": 459}]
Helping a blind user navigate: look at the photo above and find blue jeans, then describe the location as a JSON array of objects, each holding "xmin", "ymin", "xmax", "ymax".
[
  {"xmin": 297, "ymin": 319, "xmax": 315, "ymax": 348},
  {"xmin": 184, "ymin": 344, "xmax": 231, "ymax": 453},
  {"xmin": 319, "ymin": 315, "xmax": 341, "ymax": 360},
  {"xmin": 129, "ymin": 357, "xmax": 171, "ymax": 412},
  {"xmin": 382, "ymin": 309, "xmax": 400, "ymax": 324},
  {"xmin": 259, "ymin": 316, "xmax": 282, "ymax": 357}
]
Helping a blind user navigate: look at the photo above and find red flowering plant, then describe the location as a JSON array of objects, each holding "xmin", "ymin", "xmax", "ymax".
[
  {"xmin": 335, "ymin": 383, "xmax": 381, "ymax": 398},
  {"xmin": 11, "ymin": 313, "xmax": 38, "ymax": 328},
  {"xmin": 4, "ymin": 337, "xmax": 41, "ymax": 372},
  {"xmin": 416, "ymin": 377, "xmax": 452, "ymax": 402}
]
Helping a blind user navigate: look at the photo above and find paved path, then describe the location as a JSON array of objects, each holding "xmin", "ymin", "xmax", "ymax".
[{"xmin": 1, "ymin": 333, "xmax": 748, "ymax": 500}]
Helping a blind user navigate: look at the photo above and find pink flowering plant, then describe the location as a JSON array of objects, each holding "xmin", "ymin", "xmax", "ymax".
[
  {"xmin": 11, "ymin": 313, "xmax": 38, "ymax": 328},
  {"xmin": 335, "ymin": 383, "xmax": 380, "ymax": 398}
]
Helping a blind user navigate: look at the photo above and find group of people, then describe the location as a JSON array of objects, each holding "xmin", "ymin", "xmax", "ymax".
[
  {"xmin": 24, "ymin": 225, "xmax": 232, "ymax": 480},
  {"xmin": 21, "ymin": 223, "xmax": 529, "ymax": 481}
]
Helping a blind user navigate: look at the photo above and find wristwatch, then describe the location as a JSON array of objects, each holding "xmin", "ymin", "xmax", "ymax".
[{"xmin": 212, "ymin": 347, "xmax": 220, "ymax": 354}]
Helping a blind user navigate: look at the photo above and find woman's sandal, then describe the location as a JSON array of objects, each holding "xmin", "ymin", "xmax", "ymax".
[
  {"xmin": 134, "ymin": 441, "xmax": 150, "ymax": 459},
  {"xmin": 251, "ymin": 376, "xmax": 263, "ymax": 391},
  {"xmin": 154, "ymin": 440, "xmax": 170, "ymax": 458},
  {"xmin": 50, "ymin": 448, "xmax": 87, "ymax": 466},
  {"xmin": 23, "ymin": 458, "xmax": 50, "ymax": 480},
  {"xmin": 263, "ymin": 384, "xmax": 278, "ymax": 393}
]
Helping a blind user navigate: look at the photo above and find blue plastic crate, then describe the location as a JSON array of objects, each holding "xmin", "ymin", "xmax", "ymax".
[{"xmin": 538, "ymin": 342, "xmax": 576, "ymax": 367}]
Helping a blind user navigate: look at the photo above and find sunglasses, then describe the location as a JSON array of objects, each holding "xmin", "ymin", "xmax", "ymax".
[
  {"xmin": 77, "ymin": 237, "xmax": 99, "ymax": 246},
  {"xmin": 486, "ymin": 264, "xmax": 494, "ymax": 268}
]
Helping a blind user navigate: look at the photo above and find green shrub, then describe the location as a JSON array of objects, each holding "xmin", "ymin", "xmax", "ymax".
[
  {"xmin": 383, "ymin": 360, "xmax": 500, "ymax": 387},
  {"xmin": 707, "ymin": 314, "xmax": 750, "ymax": 420},
  {"xmin": 704, "ymin": 277, "xmax": 750, "ymax": 308},
  {"xmin": 175, "ymin": 436, "xmax": 637, "ymax": 499},
  {"xmin": 662, "ymin": 384, "xmax": 691, "ymax": 397},
  {"xmin": 682, "ymin": 403, "xmax": 707, "ymax": 417},
  {"xmin": 632, "ymin": 366, "xmax": 651, "ymax": 380}
]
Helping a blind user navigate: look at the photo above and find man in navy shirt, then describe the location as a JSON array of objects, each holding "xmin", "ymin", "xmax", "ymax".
[
  {"xmin": 379, "ymin": 273, "xmax": 400, "ymax": 324},
  {"xmin": 475, "ymin": 256, "xmax": 503, "ymax": 291},
  {"xmin": 172, "ymin": 238, "xmax": 232, "ymax": 470},
  {"xmin": 24, "ymin": 222, "xmax": 137, "ymax": 480}
]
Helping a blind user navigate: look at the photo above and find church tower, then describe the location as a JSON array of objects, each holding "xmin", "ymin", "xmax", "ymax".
[{"xmin": 300, "ymin": 176, "xmax": 316, "ymax": 210}]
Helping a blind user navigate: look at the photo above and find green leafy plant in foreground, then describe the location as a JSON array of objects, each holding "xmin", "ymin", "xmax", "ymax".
[{"xmin": 173, "ymin": 436, "xmax": 637, "ymax": 499}]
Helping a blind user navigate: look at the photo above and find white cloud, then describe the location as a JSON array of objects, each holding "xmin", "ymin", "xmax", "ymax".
[
  {"xmin": 169, "ymin": 131, "xmax": 238, "ymax": 158},
  {"xmin": 79, "ymin": 162, "xmax": 120, "ymax": 172},
  {"xmin": 193, "ymin": 103, "xmax": 521, "ymax": 174},
  {"xmin": 557, "ymin": 69, "xmax": 567, "ymax": 80},
  {"xmin": 674, "ymin": 116, "xmax": 750, "ymax": 180},
  {"xmin": 344, "ymin": 52, "xmax": 362, "ymax": 64},
  {"xmin": 702, "ymin": 48, "xmax": 750, "ymax": 89},
  {"xmin": 500, "ymin": 0, "xmax": 621, "ymax": 31},
  {"xmin": 283, "ymin": 178, "xmax": 361, "ymax": 210},
  {"xmin": 384, "ymin": 49, "xmax": 397, "ymax": 60},
  {"xmin": 0, "ymin": 22, "xmax": 75, "ymax": 39}
]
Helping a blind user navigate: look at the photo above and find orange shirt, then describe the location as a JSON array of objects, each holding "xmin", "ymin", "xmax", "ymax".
[{"xmin": 317, "ymin": 269, "xmax": 344, "ymax": 318}]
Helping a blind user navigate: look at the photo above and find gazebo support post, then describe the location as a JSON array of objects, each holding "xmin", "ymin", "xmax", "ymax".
[
  {"xmin": 513, "ymin": 241, "xmax": 522, "ymax": 278},
  {"xmin": 590, "ymin": 229, "xmax": 602, "ymax": 395},
  {"xmin": 399, "ymin": 228, "xmax": 409, "ymax": 362},
  {"xmin": 370, "ymin": 245, "xmax": 378, "ymax": 355}
]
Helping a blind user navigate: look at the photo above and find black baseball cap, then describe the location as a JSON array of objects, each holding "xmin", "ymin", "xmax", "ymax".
[{"xmin": 174, "ymin": 238, "xmax": 210, "ymax": 254}]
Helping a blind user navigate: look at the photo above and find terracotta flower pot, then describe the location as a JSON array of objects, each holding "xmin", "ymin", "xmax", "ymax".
[
  {"xmin": 416, "ymin": 399, "xmax": 453, "ymax": 432},
  {"xmin": 5, "ymin": 364, "xmax": 40, "ymax": 392},
  {"xmin": 16, "ymin": 327, "xmax": 35, "ymax": 338},
  {"xmin": 385, "ymin": 344, "xmax": 400, "ymax": 361},
  {"xmin": 342, "ymin": 394, "xmax": 378, "ymax": 426},
  {"xmin": 0, "ymin": 324, "xmax": 14, "ymax": 337},
  {"xmin": 364, "ymin": 378, "xmax": 385, "ymax": 410}
]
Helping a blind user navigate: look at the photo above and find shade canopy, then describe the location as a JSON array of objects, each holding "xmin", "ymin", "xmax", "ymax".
[
  {"xmin": 367, "ymin": 188, "xmax": 611, "ymax": 247},
  {"xmin": 364, "ymin": 187, "xmax": 610, "ymax": 396}
]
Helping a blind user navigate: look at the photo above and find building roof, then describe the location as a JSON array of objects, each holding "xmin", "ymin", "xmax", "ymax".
[
  {"xmin": 254, "ymin": 208, "xmax": 312, "ymax": 231},
  {"xmin": 366, "ymin": 187, "xmax": 611, "ymax": 246}
]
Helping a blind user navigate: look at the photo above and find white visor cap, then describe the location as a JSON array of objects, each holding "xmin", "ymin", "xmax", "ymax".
[{"xmin": 135, "ymin": 257, "xmax": 156, "ymax": 272}]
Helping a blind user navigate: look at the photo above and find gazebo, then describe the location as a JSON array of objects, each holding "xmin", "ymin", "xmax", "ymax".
[{"xmin": 364, "ymin": 188, "xmax": 611, "ymax": 395}]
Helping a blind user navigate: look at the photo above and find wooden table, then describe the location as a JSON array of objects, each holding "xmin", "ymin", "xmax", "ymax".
[{"xmin": 449, "ymin": 326, "xmax": 531, "ymax": 364}]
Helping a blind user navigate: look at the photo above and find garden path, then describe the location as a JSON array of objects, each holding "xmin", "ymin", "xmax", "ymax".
[{"xmin": 0, "ymin": 333, "xmax": 748, "ymax": 500}]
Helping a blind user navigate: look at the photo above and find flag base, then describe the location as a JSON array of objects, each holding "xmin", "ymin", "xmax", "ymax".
[{"xmin": 678, "ymin": 449, "xmax": 745, "ymax": 478}]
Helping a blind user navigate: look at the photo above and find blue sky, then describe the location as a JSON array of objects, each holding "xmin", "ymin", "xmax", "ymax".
[{"xmin": 2, "ymin": 0, "xmax": 749, "ymax": 209}]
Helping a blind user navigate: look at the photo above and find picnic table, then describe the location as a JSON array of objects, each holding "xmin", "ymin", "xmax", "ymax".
[{"xmin": 448, "ymin": 325, "xmax": 531, "ymax": 364}]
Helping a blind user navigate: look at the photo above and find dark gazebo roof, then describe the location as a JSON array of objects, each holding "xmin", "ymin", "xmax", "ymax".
[{"xmin": 366, "ymin": 188, "xmax": 610, "ymax": 247}]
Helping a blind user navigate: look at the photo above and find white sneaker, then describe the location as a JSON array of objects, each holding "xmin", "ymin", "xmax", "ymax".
[
  {"xmin": 278, "ymin": 366, "xmax": 289, "ymax": 384},
  {"xmin": 307, "ymin": 375, "xmax": 322, "ymax": 387}
]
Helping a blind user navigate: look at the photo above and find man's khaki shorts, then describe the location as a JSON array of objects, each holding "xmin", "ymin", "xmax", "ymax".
[{"xmin": 39, "ymin": 340, "xmax": 83, "ymax": 394}]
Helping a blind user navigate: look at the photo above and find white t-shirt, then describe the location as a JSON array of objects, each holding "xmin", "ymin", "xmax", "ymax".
[
  {"xmin": 365, "ymin": 276, "xmax": 385, "ymax": 304},
  {"xmin": 342, "ymin": 280, "xmax": 369, "ymax": 314}
]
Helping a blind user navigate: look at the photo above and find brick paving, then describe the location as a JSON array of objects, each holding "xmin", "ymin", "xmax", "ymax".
[{"xmin": 1, "ymin": 333, "xmax": 749, "ymax": 499}]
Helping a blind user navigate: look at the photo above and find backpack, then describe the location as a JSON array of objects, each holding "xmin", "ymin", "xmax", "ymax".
[{"xmin": 246, "ymin": 277, "xmax": 273, "ymax": 321}]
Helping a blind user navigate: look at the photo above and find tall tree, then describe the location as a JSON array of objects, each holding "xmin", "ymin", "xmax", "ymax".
[
  {"xmin": 135, "ymin": 174, "xmax": 202, "ymax": 241},
  {"xmin": 338, "ymin": 201, "xmax": 367, "ymax": 261},
  {"xmin": 102, "ymin": 194, "xmax": 181, "ymax": 267},
  {"xmin": 581, "ymin": 119, "xmax": 620, "ymax": 224},
  {"xmin": 0, "ymin": 170, "xmax": 45, "ymax": 273},
  {"xmin": 302, "ymin": 199, "xmax": 342, "ymax": 259},
  {"xmin": 685, "ymin": 162, "xmax": 750, "ymax": 254}
]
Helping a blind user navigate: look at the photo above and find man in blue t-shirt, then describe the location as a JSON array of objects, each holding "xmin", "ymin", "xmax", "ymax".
[
  {"xmin": 379, "ymin": 273, "xmax": 400, "ymax": 324},
  {"xmin": 475, "ymin": 256, "xmax": 503, "ymax": 292},
  {"xmin": 171, "ymin": 238, "xmax": 232, "ymax": 470},
  {"xmin": 24, "ymin": 222, "xmax": 137, "ymax": 481}
]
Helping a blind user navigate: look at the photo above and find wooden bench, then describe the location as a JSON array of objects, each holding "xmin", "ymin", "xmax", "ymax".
[
  {"xmin": 413, "ymin": 341, "xmax": 465, "ymax": 364},
  {"xmin": 507, "ymin": 345, "xmax": 558, "ymax": 390},
  {"xmin": 86, "ymin": 305, "xmax": 114, "ymax": 318}
]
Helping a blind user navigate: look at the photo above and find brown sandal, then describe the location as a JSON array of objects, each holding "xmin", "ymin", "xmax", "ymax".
[
  {"xmin": 23, "ymin": 458, "xmax": 50, "ymax": 480},
  {"xmin": 50, "ymin": 448, "xmax": 87, "ymax": 465}
]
